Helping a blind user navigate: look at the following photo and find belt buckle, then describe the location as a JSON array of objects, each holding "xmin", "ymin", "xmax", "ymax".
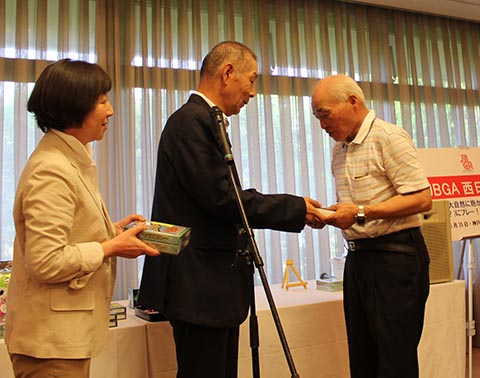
[{"xmin": 347, "ymin": 241, "xmax": 357, "ymax": 252}]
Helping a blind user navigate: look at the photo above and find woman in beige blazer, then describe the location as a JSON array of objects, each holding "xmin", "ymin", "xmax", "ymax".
[{"xmin": 5, "ymin": 59, "xmax": 159, "ymax": 378}]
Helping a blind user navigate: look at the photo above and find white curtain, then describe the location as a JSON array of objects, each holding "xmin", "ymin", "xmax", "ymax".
[{"xmin": 1, "ymin": 0, "xmax": 479, "ymax": 299}]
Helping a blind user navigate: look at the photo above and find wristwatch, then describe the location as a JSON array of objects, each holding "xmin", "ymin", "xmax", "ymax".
[{"xmin": 355, "ymin": 205, "xmax": 366, "ymax": 225}]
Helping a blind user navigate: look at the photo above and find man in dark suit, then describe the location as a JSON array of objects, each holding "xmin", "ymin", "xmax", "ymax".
[{"xmin": 139, "ymin": 41, "xmax": 325, "ymax": 378}]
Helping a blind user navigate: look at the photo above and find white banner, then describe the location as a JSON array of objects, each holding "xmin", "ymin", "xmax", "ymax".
[{"xmin": 417, "ymin": 147, "xmax": 480, "ymax": 241}]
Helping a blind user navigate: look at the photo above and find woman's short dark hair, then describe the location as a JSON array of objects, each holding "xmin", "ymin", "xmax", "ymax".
[{"xmin": 27, "ymin": 59, "xmax": 112, "ymax": 133}]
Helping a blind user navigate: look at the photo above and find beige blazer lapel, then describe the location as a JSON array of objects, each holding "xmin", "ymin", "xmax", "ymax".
[
  {"xmin": 75, "ymin": 172, "xmax": 116, "ymax": 239},
  {"xmin": 44, "ymin": 132, "xmax": 116, "ymax": 239}
]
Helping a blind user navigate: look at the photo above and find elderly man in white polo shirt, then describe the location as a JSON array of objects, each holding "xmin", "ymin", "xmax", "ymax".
[{"xmin": 311, "ymin": 74, "xmax": 432, "ymax": 378}]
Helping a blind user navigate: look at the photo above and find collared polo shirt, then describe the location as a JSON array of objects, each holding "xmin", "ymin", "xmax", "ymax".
[{"xmin": 332, "ymin": 110, "xmax": 430, "ymax": 240}]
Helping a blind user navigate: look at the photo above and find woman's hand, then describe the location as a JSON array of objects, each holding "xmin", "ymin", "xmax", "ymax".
[
  {"xmin": 113, "ymin": 213, "xmax": 148, "ymax": 236},
  {"xmin": 103, "ymin": 214, "xmax": 160, "ymax": 259}
]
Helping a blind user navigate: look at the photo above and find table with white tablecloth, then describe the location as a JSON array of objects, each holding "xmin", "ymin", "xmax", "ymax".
[
  {"xmin": 236, "ymin": 280, "xmax": 466, "ymax": 378},
  {"xmin": 0, "ymin": 306, "xmax": 150, "ymax": 378},
  {"xmin": 143, "ymin": 279, "xmax": 466, "ymax": 378},
  {"xmin": 0, "ymin": 279, "xmax": 466, "ymax": 378}
]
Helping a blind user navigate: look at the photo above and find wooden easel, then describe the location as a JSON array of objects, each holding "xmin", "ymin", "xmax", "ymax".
[{"xmin": 281, "ymin": 259, "xmax": 308, "ymax": 290}]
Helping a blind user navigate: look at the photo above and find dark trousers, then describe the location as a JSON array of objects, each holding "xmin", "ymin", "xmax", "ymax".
[
  {"xmin": 343, "ymin": 228, "xmax": 430, "ymax": 378},
  {"xmin": 170, "ymin": 319, "xmax": 240, "ymax": 378}
]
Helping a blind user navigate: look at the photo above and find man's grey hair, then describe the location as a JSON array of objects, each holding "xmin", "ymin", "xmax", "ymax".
[
  {"xmin": 327, "ymin": 74, "xmax": 366, "ymax": 104},
  {"xmin": 200, "ymin": 41, "xmax": 257, "ymax": 77}
]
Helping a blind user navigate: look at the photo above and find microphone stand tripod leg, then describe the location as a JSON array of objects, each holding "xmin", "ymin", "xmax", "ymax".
[{"xmin": 249, "ymin": 268, "xmax": 260, "ymax": 378}]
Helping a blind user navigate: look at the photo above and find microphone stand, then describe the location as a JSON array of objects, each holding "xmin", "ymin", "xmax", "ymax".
[{"xmin": 210, "ymin": 107, "xmax": 300, "ymax": 378}]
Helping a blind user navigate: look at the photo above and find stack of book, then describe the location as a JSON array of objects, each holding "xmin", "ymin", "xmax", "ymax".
[{"xmin": 109, "ymin": 302, "xmax": 127, "ymax": 327}]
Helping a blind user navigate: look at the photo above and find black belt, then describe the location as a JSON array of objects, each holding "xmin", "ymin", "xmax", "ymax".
[{"xmin": 347, "ymin": 227, "xmax": 421, "ymax": 255}]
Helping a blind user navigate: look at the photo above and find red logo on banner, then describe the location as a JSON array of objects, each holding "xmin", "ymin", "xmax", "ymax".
[
  {"xmin": 460, "ymin": 154, "xmax": 474, "ymax": 171},
  {"xmin": 428, "ymin": 175, "xmax": 480, "ymax": 199}
]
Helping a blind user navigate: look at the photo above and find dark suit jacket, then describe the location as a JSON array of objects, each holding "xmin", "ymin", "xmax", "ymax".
[{"xmin": 138, "ymin": 94, "xmax": 306, "ymax": 328}]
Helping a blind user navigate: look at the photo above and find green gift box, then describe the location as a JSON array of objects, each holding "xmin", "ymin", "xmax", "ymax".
[
  {"xmin": 316, "ymin": 278, "xmax": 343, "ymax": 292},
  {"xmin": 124, "ymin": 221, "xmax": 191, "ymax": 255}
]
